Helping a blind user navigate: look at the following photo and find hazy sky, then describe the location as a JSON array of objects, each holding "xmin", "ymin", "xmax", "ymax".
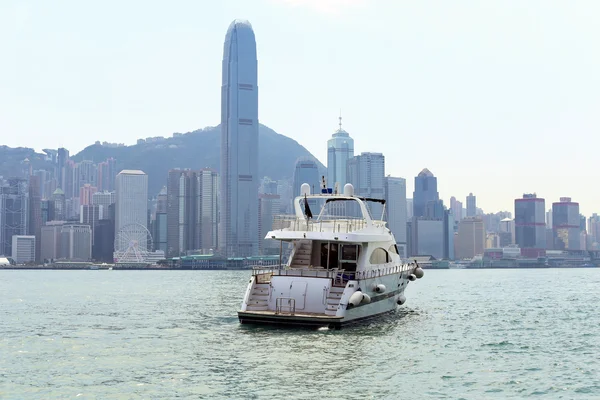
[{"xmin": 1, "ymin": 0, "xmax": 599, "ymax": 215}]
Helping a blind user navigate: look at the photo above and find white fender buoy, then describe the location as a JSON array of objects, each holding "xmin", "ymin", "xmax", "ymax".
[
  {"xmin": 348, "ymin": 291, "xmax": 364, "ymax": 307},
  {"xmin": 396, "ymin": 295, "xmax": 406, "ymax": 305},
  {"xmin": 414, "ymin": 267, "xmax": 424, "ymax": 279},
  {"xmin": 408, "ymin": 274, "xmax": 417, "ymax": 281},
  {"xmin": 373, "ymin": 284, "xmax": 386, "ymax": 293},
  {"xmin": 361, "ymin": 293, "xmax": 371, "ymax": 304}
]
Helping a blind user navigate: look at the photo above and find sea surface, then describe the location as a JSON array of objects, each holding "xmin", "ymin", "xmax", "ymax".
[{"xmin": 1, "ymin": 269, "xmax": 599, "ymax": 399}]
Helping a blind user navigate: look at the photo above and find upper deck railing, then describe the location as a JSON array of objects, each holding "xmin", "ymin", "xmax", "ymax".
[{"xmin": 272, "ymin": 215, "xmax": 386, "ymax": 233}]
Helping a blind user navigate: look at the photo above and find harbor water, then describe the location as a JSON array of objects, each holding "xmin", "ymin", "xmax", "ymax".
[{"xmin": 1, "ymin": 269, "xmax": 599, "ymax": 399}]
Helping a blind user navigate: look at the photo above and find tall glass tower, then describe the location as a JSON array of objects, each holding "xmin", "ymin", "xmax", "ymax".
[
  {"xmin": 220, "ymin": 19, "xmax": 259, "ymax": 257},
  {"xmin": 412, "ymin": 168, "xmax": 439, "ymax": 218},
  {"xmin": 327, "ymin": 116, "xmax": 354, "ymax": 189}
]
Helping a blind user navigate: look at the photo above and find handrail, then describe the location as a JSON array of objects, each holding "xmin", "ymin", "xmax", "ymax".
[{"xmin": 275, "ymin": 297, "xmax": 296, "ymax": 315}]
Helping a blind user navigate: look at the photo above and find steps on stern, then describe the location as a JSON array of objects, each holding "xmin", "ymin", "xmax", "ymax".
[{"xmin": 246, "ymin": 283, "xmax": 270, "ymax": 311}]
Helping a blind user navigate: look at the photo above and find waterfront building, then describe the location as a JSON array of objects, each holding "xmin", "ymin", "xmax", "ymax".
[
  {"xmin": 0, "ymin": 178, "xmax": 28, "ymax": 257},
  {"xmin": 115, "ymin": 170, "xmax": 148, "ymax": 252},
  {"xmin": 327, "ymin": 116, "xmax": 354, "ymax": 188},
  {"xmin": 28, "ymin": 175, "xmax": 42, "ymax": 262},
  {"xmin": 455, "ymin": 217, "xmax": 485, "ymax": 259},
  {"xmin": 552, "ymin": 197, "xmax": 580, "ymax": 251},
  {"xmin": 514, "ymin": 193, "xmax": 546, "ymax": 257},
  {"xmin": 412, "ymin": 168, "xmax": 439, "ymax": 218},
  {"xmin": 167, "ymin": 169, "xmax": 219, "ymax": 257},
  {"xmin": 466, "ymin": 193, "xmax": 476, "ymax": 217},
  {"xmin": 41, "ymin": 221, "xmax": 65, "ymax": 261},
  {"xmin": 61, "ymin": 224, "xmax": 92, "ymax": 261},
  {"xmin": 11, "ymin": 235, "xmax": 35, "ymax": 264},
  {"xmin": 385, "ymin": 176, "xmax": 407, "ymax": 257},
  {"xmin": 220, "ymin": 19, "xmax": 259, "ymax": 258}
]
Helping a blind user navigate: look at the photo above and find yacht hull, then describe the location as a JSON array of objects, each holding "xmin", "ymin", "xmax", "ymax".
[{"xmin": 238, "ymin": 275, "xmax": 408, "ymax": 329}]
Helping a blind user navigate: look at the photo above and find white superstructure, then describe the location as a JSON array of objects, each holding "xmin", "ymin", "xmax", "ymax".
[{"xmin": 238, "ymin": 182, "xmax": 424, "ymax": 329}]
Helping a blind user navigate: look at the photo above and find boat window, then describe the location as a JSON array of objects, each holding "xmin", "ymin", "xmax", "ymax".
[
  {"xmin": 369, "ymin": 248, "xmax": 389, "ymax": 264},
  {"xmin": 341, "ymin": 245, "xmax": 358, "ymax": 261},
  {"xmin": 388, "ymin": 244, "xmax": 398, "ymax": 255}
]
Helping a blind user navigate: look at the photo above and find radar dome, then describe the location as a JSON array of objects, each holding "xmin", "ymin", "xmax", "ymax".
[
  {"xmin": 343, "ymin": 183, "xmax": 354, "ymax": 196},
  {"xmin": 301, "ymin": 183, "xmax": 311, "ymax": 196}
]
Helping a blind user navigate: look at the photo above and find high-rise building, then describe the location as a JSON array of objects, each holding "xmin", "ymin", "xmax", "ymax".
[
  {"xmin": 220, "ymin": 19, "xmax": 259, "ymax": 258},
  {"xmin": 499, "ymin": 218, "xmax": 515, "ymax": 247},
  {"xmin": 28, "ymin": 175, "xmax": 42, "ymax": 262},
  {"xmin": 93, "ymin": 204, "xmax": 115, "ymax": 262},
  {"xmin": 52, "ymin": 188, "xmax": 66, "ymax": 221},
  {"xmin": 466, "ymin": 193, "xmax": 476, "ymax": 217},
  {"xmin": 515, "ymin": 193, "xmax": 546, "ymax": 257},
  {"xmin": 61, "ymin": 224, "xmax": 92, "ymax": 261},
  {"xmin": 258, "ymin": 193, "xmax": 281, "ymax": 255},
  {"xmin": 77, "ymin": 160, "xmax": 98, "ymax": 189},
  {"xmin": 80, "ymin": 204, "xmax": 102, "ymax": 245},
  {"xmin": 166, "ymin": 169, "xmax": 219, "ymax": 256},
  {"xmin": 156, "ymin": 186, "xmax": 167, "ymax": 214},
  {"xmin": 41, "ymin": 221, "xmax": 65, "ymax": 262},
  {"xmin": 347, "ymin": 152, "xmax": 385, "ymax": 218},
  {"xmin": 450, "ymin": 196, "xmax": 463, "ymax": 222},
  {"xmin": 413, "ymin": 168, "xmax": 439, "ymax": 218},
  {"xmin": 552, "ymin": 197, "xmax": 580, "ymax": 251},
  {"xmin": 92, "ymin": 191, "xmax": 115, "ymax": 209},
  {"xmin": 455, "ymin": 217, "xmax": 485, "ymax": 259},
  {"xmin": 293, "ymin": 158, "xmax": 320, "ymax": 198},
  {"xmin": 41, "ymin": 199, "xmax": 55, "ymax": 225},
  {"xmin": 115, "ymin": 170, "xmax": 148, "ymax": 252},
  {"xmin": 409, "ymin": 218, "xmax": 445, "ymax": 259},
  {"xmin": 80, "ymin": 184, "xmax": 98, "ymax": 206},
  {"xmin": 385, "ymin": 176, "xmax": 407, "ymax": 257},
  {"xmin": 198, "ymin": 169, "xmax": 219, "ymax": 253},
  {"xmin": 588, "ymin": 214, "xmax": 600, "ymax": 248},
  {"xmin": 0, "ymin": 178, "xmax": 29, "ymax": 257},
  {"xmin": 11, "ymin": 235, "xmax": 35, "ymax": 263},
  {"xmin": 406, "ymin": 199, "xmax": 413, "ymax": 220},
  {"xmin": 57, "ymin": 147, "xmax": 70, "ymax": 190},
  {"xmin": 327, "ymin": 116, "xmax": 354, "ymax": 188}
]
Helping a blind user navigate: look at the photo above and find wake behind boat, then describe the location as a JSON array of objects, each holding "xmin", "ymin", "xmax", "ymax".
[{"xmin": 238, "ymin": 181, "xmax": 424, "ymax": 329}]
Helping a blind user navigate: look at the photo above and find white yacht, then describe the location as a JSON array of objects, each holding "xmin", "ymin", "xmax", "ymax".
[{"xmin": 238, "ymin": 182, "xmax": 424, "ymax": 329}]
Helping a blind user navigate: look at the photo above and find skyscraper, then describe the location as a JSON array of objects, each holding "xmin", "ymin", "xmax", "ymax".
[
  {"xmin": 115, "ymin": 170, "xmax": 148, "ymax": 251},
  {"xmin": 28, "ymin": 175, "xmax": 42, "ymax": 262},
  {"xmin": 413, "ymin": 168, "xmax": 439, "ymax": 218},
  {"xmin": 0, "ymin": 178, "xmax": 29, "ymax": 257},
  {"xmin": 347, "ymin": 152, "xmax": 385, "ymax": 218},
  {"xmin": 220, "ymin": 19, "xmax": 259, "ymax": 258},
  {"xmin": 327, "ymin": 116, "xmax": 354, "ymax": 188},
  {"xmin": 293, "ymin": 158, "xmax": 320, "ymax": 198},
  {"xmin": 167, "ymin": 169, "xmax": 219, "ymax": 257},
  {"xmin": 450, "ymin": 196, "xmax": 463, "ymax": 222},
  {"xmin": 515, "ymin": 193, "xmax": 546, "ymax": 257},
  {"xmin": 552, "ymin": 197, "xmax": 580, "ymax": 251},
  {"xmin": 466, "ymin": 193, "xmax": 476, "ymax": 217},
  {"xmin": 385, "ymin": 176, "xmax": 407, "ymax": 257}
]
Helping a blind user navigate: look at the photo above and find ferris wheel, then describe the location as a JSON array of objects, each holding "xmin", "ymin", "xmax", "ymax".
[{"xmin": 114, "ymin": 223, "xmax": 153, "ymax": 263}]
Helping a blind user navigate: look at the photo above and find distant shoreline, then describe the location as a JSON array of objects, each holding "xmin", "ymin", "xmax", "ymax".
[{"xmin": 1, "ymin": 266, "xmax": 597, "ymax": 271}]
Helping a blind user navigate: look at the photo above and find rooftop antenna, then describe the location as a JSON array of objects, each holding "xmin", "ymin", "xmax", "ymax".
[{"xmin": 338, "ymin": 109, "xmax": 342, "ymax": 131}]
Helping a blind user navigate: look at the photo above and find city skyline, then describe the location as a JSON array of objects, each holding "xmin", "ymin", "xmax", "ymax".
[{"xmin": 1, "ymin": 1, "xmax": 599, "ymax": 216}]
